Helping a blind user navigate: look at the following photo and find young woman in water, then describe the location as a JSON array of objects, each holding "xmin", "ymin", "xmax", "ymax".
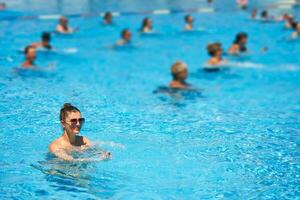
[
  {"xmin": 205, "ymin": 42, "xmax": 227, "ymax": 69},
  {"xmin": 169, "ymin": 61, "xmax": 191, "ymax": 89},
  {"xmin": 103, "ymin": 12, "xmax": 113, "ymax": 25},
  {"xmin": 184, "ymin": 15, "xmax": 194, "ymax": 31},
  {"xmin": 116, "ymin": 29, "xmax": 132, "ymax": 46},
  {"xmin": 285, "ymin": 16, "xmax": 296, "ymax": 29},
  {"xmin": 140, "ymin": 17, "xmax": 153, "ymax": 33},
  {"xmin": 22, "ymin": 45, "xmax": 36, "ymax": 68},
  {"xmin": 56, "ymin": 16, "xmax": 74, "ymax": 34},
  {"xmin": 228, "ymin": 32, "xmax": 248, "ymax": 55},
  {"xmin": 49, "ymin": 103, "xmax": 111, "ymax": 162}
]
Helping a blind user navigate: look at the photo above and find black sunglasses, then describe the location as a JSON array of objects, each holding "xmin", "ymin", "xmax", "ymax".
[{"xmin": 67, "ymin": 118, "xmax": 85, "ymax": 126}]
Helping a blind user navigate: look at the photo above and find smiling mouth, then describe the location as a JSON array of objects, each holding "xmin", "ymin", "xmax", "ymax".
[{"xmin": 73, "ymin": 127, "xmax": 80, "ymax": 131}]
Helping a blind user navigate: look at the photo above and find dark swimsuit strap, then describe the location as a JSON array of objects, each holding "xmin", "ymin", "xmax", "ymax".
[{"xmin": 74, "ymin": 135, "xmax": 86, "ymax": 146}]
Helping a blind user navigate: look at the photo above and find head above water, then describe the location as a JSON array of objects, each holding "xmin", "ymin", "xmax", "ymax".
[
  {"xmin": 261, "ymin": 10, "xmax": 268, "ymax": 19},
  {"xmin": 185, "ymin": 15, "xmax": 194, "ymax": 23},
  {"xmin": 171, "ymin": 61, "xmax": 188, "ymax": 81},
  {"xmin": 24, "ymin": 45, "xmax": 36, "ymax": 61},
  {"xmin": 142, "ymin": 17, "xmax": 152, "ymax": 28},
  {"xmin": 41, "ymin": 32, "xmax": 51, "ymax": 42},
  {"xmin": 207, "ymin": 42, "xmax": 222, "ymax": 57},
  {"xmin": 59, "ymin": 16, "xmax": 68, "ymax": 25},
  {"xmin": 104, "ymin": 12, "xmax": 113, "ymax": 23},
  {"xmin": 234, "ymin": 32, "xmax": 248, "ymax": 44},
  {"xmin": 121, "ymin": 29, "xmax": 132, "ymax": 41},
  {"xmin": 60, "ymin": 103, "xmax": 81, "ymax": 121},
  {"xmin": 60, "ymin": 103, "xmax": 84, "ymax": 134}
]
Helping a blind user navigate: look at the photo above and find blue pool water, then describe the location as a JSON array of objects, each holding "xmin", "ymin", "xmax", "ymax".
[{"xmin": 0, "ymin": 1, "xmax": 300, "ymax": 199}]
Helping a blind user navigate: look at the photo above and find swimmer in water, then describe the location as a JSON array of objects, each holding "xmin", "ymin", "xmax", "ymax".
[
  {"xmin": 261, "ymin": 10, "xmax": 269, "ymax": 21},
  {"xmin": 49, "ymin": 103, "xmax": 111, "ymax": 162},
  {"xmin": 285, "ymin": 16, "xmax": 296, "ymax": 29},
  {"xmin": 103, "ymin": 12, "xmax": 113, "ymax": 25},
  {"xmin": 228, "ymin": 32, "xmax": 248, "ymax": 55},
  {"xmin": 116, "ymin": 29, "xmax": 132, "ymax": 46},
  {"xmin": 184, "ymin": 15, "xmax": 194, "ymax": 31},
  {"xmin": 140, "ymin": 17, "xmax": 153, "ymax": 33},
  {"xmin": 56, "ymin": 16, "xmax": 74, "ymax": 34},
  {"xmin": 169, "ymin": 61, "xmax": 191, "ymax": 89},
  {"xmin": 30, "ymin": 32, "xmax": 52, "ymax": 50},
  {"xmin": 291, "ymin": 23, "xmax": 300, "ymax": 39},
  {"xmin": 206, "ymin": 42, "xmax": 227, "ymax": 67},
  {"xmin": 251, "ymin": 9, "xmax": 257, "ymax": 19},
  {"xmin": 22, "ymin": 45, "xmax": 36, "ymax": 68}
]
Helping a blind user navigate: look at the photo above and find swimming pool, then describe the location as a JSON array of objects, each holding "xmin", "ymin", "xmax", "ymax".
[{"xmin": 0, "ymin": 0, "xmax": 300, "ymax": 199}]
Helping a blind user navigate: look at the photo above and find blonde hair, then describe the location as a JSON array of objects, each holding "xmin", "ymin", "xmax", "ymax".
[{"xmin": 171, "ymin": 61, "xmax": 187, "ymax": 79}]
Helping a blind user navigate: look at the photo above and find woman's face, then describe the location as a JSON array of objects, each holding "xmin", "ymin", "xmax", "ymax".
[
  {"xmin": 146, "ymin": 19, "xmax": 152, "ymax": 27},
  {"xmin": 241, "ymin": 37, "xmax": 247, "ymax": 44},
  {"xmin": 62, "ymin": 111, "xmax": 84, "ymax": 135},
  {"xmin": 187, "ymin": 16, "xmax": 193, "ymax": 23},
  {"xmin": 123, "ymin": 31, "xmax": 132, "ymax": 41}
]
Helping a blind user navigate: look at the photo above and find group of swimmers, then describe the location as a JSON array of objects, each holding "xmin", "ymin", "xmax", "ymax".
[
  {"xmin": 21, "ymin": 9, "xmax": 299, "ymax": 89},
  {"xmin": 15, "ymin": 7, "xmax": 298, "ymax": 160},
  {"xmin": 20, "ymin": 12, "xmax": 199, "ymax": 67},
  {"xmin": 251, "ymin": 9, "xmax": 300, "ymax": 39}
]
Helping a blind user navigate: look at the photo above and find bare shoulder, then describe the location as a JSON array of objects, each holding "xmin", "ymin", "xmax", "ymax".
[
  {"xmin": 208, "ymin": 58, "xmax": 217, "ymax": 65},
  {"xmin": 48, "ymin": 137, "xmax": 63, "ymax": 153}
]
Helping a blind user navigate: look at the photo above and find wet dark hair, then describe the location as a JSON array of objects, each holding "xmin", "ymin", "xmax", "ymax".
[
  {"xmin": 42, "ymin": 32, "xmax": 51, "ymax": 42},
  {"xmin": 104, "ymin": 12, "xmax": 112, "ymax": 19},
  {"xmin": 121, "ymin": 29, "xmax": 129, "ymax": 37},
  {"xmin": 60, "ymin": 103, "xmax": 80, "ymax": 121},
  {"xmin": 185, "ymin": 15, "xmax": 191, "ymax": 21},
  {"xmin": 141, "ymin": 17, "xmax": 151, "ymax": 30},
  {"xmin": 292, "ymin": 21, "xmax": 299, "ymax": 30},
  {"xmin": 234, "ymin": 32, "xmax": 248, "ymax": 44},
  {"xmin": 24, "ymin": 45, "xmax": 34, "ymax": 54},
  {"xmin": 261, "ymin": 10, "xmax": 268, "ymax": 18}
]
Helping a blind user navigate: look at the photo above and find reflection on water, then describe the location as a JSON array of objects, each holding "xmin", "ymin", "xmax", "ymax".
[
  {"xmin": 31, "ymin": 144, "xmax": 126, "ymax": 199},
  {"xmin": 153, "ymin": 86, "xmax": 203, "ymax": 108}
]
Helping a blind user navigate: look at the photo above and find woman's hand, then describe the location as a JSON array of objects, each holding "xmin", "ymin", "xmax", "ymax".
[{"xmin": 101, "ymin": 151, "xmax": 112, "ymax": 160}]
